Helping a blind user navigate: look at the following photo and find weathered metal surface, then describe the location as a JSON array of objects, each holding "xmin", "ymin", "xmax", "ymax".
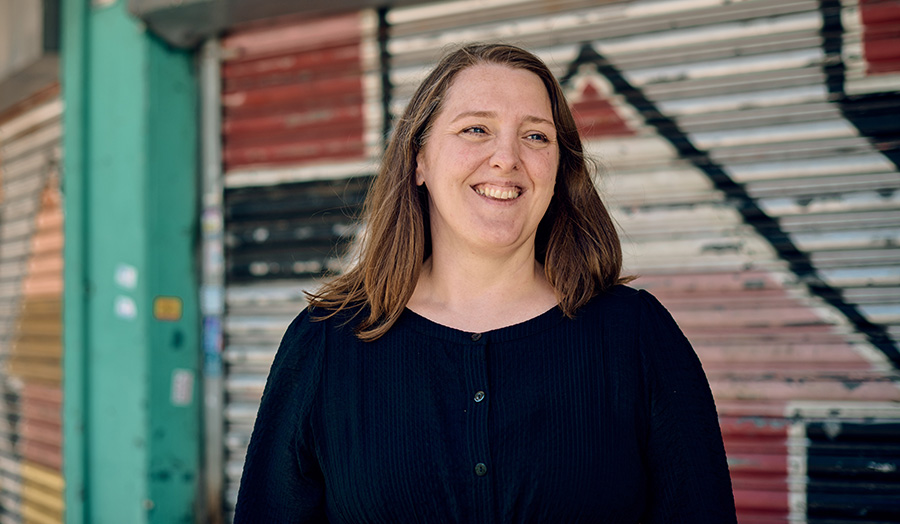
[
  {"xmin": 19, "ymin": 384, "xmax": 61, "ymax": 472},
  {"xmin": 10, "ymin": 162, "xmax": 64, "ymax": 521},
  {"xmin": 225, "ymin": 176, "xmax": 369, "ymax": 281},
  {"xmin": 0, "ymin": 87, "xmax": 61, "ymax": 524},
  {"xmin": 721, "ymin": 415, "xmax": 790, "ymax": 520},
  {"xmin": 222, "ymin": 175, "xmax": 369, "ymax": 515},
  {"xmin": 220, "ymin": 11, "xmax": 379, "ymax": 172},
  {"xmin": 215, "ymin": 0, "xmax": 900, "ymax": 521},
  {"xmin": 382, "ymin": 2, "xmax": 900, "ymax": 521},
  {"xmin": 9, "ymin": 168, "xmax": 63, "ymax": 522},
  {"xmin": 859, "ymin": 0, "xmax": 900, "ymax": 75},
  {"xmin": 21, "ymin": 462, "xmax": 63, "ymax": 524}
]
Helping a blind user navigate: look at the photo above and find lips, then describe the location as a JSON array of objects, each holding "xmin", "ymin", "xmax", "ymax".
[{"xmin": 474, "ymin": 184, "xmax": 522, "ymax": 200}]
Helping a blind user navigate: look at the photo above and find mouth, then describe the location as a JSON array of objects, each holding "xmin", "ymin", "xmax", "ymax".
[{"xmin": 473, "ymin": 184, "xmax": 522, "ymax": 201}]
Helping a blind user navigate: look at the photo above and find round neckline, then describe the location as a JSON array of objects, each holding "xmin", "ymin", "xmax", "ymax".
[{"xmin": 401, "ymin": 304, "xmax": 565, "ymax": 344}]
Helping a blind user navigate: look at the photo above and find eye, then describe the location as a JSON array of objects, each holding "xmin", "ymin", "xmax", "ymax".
[
  {"xmin": 525, "ymin": 132, "xmax": 549, "ymax": 143},
  {"xmin": 462, "ymin": 126, "xmax": 488, "ymax": 135}
]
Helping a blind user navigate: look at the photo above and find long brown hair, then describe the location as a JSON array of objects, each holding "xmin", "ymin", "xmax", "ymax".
[{"xmin": 307, "ymin": 43, "xmax": 631, "ymax": 340}]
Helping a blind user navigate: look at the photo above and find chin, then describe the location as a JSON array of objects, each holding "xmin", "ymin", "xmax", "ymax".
[{"xmin": 473, "ymin": 232, "xmax": 530, "ymax": 251}]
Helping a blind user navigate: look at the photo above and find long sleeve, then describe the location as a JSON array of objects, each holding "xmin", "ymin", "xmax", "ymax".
[
  {"xmin": 637, "ymin": 290, "xmax": 737, "ymax": 524},
  {"xmin": 234, "ymin": 309, "xmax": 328, "ymax": 523}
]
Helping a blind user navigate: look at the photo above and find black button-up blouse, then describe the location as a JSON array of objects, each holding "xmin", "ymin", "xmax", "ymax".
[{"xmin": 235, "ymin": 286, "xmax": 737, "ymax": 523}]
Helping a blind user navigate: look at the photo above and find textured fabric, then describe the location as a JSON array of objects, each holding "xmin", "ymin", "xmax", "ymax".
[{"xmin": 235, "ymin": 286, "xmax": 736, "ymax": 523}]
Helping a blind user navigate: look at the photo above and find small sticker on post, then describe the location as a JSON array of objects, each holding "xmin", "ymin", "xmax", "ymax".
[
  {"xmin": 154, "ymin": 296, "xmax": 183, "ymax": 321},
  {"xmin": 114, "ymin": 296, "xmax": 137, "ymax": 320},
  {"xmin": 115, "ymin": 264, "xmax": 138, "ymax": 289},
  {"xmin": 171, "ymin": 369, "xmax": 194, "ymax": 406}
]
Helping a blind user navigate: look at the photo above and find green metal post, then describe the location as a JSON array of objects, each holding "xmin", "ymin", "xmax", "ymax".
[
  {"xmin": 61, "ymin": 0, "xmax": 88, "ymax": 520},
  {"xmin": 62, "ymin": 1, "xmax": 200, "ymax": 523}
]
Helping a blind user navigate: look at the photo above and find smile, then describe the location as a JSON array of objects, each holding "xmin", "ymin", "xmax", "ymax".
[{"xmin": 474, "ymin": 185, "xmax": 521, "ymax": 201}]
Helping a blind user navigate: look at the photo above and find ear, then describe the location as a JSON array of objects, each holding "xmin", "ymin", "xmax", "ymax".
[{"xmin": 415, "ymin": 152, "xmax": 426, "ymax": 186}]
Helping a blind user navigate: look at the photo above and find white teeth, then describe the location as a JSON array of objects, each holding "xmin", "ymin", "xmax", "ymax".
[{"xmin": 476, "ymin": 186, "xmax": 520, "ymax": 200}]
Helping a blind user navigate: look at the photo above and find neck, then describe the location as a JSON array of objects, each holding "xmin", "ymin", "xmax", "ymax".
[{"xmin": 408, "ymin": 241, "xmax": 558, "ymax": 331}]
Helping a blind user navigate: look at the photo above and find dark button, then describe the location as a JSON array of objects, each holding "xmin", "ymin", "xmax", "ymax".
[
  {"xmin": 471, "ymin": 333, "xmax": 482, "ymax": 341},
  {"xmin": 474, "ymin": 463, "xmax": 487, "ymax": 476},
  {"xmin": 474, "ymin": 391, "xmax": 485, "ymax": 403}
]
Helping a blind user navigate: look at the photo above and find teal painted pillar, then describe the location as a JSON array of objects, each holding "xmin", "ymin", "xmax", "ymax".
[{"xmin": 62, "ymin": 1, "xmax": 200, "ymax": 523}]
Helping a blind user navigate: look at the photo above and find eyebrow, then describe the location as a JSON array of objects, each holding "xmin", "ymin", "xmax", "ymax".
[{"xmin": 449, "ymin": 110, "xmax": 554, "ymax": 127}]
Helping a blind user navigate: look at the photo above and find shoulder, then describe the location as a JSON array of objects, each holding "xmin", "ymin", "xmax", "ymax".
[
  {"xmin": 573, "ymin": 285, "xmax": 688, "ymax": 352},
  {"xmin": 272, "ymin": 306, "xmax": 338, "ymax": 371},
  {"xmin": 578, "ymin": 284, "xmax": 671, "ymax": 321},
  {"xmin": 276, "ymin": 303, "xmax": 378, "ymax": 361}
]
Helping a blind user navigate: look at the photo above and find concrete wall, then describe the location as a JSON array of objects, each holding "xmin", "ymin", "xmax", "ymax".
[{"xmin": 0, "ymin": 0, "xmax": 43, "ymax": 82}]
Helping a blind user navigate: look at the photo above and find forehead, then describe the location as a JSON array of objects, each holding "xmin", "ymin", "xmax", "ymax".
[{"xmin": 439, "ymin": 64, "xmax": 553, "ymax": 119}]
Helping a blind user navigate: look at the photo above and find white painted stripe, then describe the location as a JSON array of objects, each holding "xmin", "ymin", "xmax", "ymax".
[
  {"xmin": 224, "ymin": 159, "xmax": 378, "ymax": 188},
  {"xmin": 691, "ymin": 120, "xmax": 858, "ymax": 149},
  {"xmin": 786, "ymin": 418, "xmax": 808, "ymax": 524},
  {"xmin": 786, "ymin": 401, "xmax": 900, "ymax": 420},
  {"xmin": 0, "ymin": 99, "xmax": 62, "ymax": 142}
]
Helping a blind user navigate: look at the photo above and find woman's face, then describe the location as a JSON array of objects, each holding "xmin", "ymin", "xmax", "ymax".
[{"xmin": 415, "ymin": 64, "xmax": 559, "ymax": 258}]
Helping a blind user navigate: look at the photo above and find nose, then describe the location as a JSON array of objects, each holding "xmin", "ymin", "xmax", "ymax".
[{"xmin": 490, "ymin": 134, "xmax": 520, "ymax": 172}]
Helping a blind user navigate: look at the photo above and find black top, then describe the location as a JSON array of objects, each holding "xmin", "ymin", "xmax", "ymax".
[{"xmin": 235, "ymin": 286, "xmax": 736, "ymax": 523}]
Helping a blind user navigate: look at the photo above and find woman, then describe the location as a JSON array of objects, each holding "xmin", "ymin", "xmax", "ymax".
[{"xmin": 235, "ymin": 44, "xmax": 736, "ymax": 523}]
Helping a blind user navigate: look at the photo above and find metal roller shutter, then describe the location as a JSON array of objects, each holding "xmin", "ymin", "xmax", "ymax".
[
  {"xmin": 222, "ymin": 178, "xmax": 369, "ymax": 506},
  {"xmin": 0, "ymin": 86, "xmax": 63, "ymax": 524},
  {"xmin": 216, "ymin": 11, "xmax": 382, "ymax": 520},
  {"xmin": 805, "ymin": 421, "xmax": 899, "ymax": 522},
  {"xmin": 14, "ymin": 181, "xmax": 64, "ymax": 524},
  {"xmin": 210, "ymin": 0, "xmax": 900, "ymax": 520},
  {"xmin": 384, "ymin": 0, "xmax": 899, "ymax": 522}
]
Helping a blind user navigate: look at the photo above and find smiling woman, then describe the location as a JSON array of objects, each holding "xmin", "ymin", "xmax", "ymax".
[
  {"xmin": 410, "ymin": 64, "xmax": 560, "ymax": 329},
  {"xmin": 307, "ymin": 44, "xmax": 630, "ymax": 340},
  {"xmin": 234, "ymin": 44, "xmax": 737, "ymax": 523}
]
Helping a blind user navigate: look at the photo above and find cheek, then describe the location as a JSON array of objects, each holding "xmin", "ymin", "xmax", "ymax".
[
  {"xmin": 427, "ymin": 143, "xmax": 481, "ymax": 181},
  {"xmin": 457, "ymin": 143, "xmax": 489, "ymax": 167},
  {"xmin": 534, "ymin": 150, "xmax": 559, "ymax": 183}
]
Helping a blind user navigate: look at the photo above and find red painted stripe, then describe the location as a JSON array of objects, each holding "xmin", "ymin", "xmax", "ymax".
[
  {"xmin": 682, "ymin": 324, "xmax": 847, "ymax": 336},
  {"xmin": 225, "ymin": 92, "xmax": 364, "ymax": 120},
  {"xmin": 860, "ymin": 0, "xmax": 900, "ymax": 72},
  {"xmin": 710, "ymin": 378, "xmax": 900, "ymax": 401},
  {"xmin": 224, "ymin": 60, "xmax": 365, "ymax": 94},
  {"xmin": 860, "ymin": 0, "xmax": 900, "ymax": 25},
  {"xmin": 735, "ymin": 511, "xmax": 791, "ymax": 523},
  {"xmin": 21, "ymin": 419, "xmax": 62, "ymax": 448},
  {"xmin": 224, "ymin": 127, "xmax": 365, "ymax": 152},
  {"xmin": 720, "ymin": 417, "xmax": 790, "ymax": 437},
  {"xmin": 223, "ymin": 76, "xmax": 364, "ymax": 107},
  {"xmin": 21, "ymin": 440, "xmax": 62, "ymax": 470},
  {"xmin": 733, "ymin": 489, "xmax": 789, "ymax": 512},
  {"xmin": 222, "ymin": 13, "xmax": 361, "ymax": 60},
  {"xmin": 715, "ymin": 401, "xmax": 789, "ymax": 418},
  {"xmin": 225, "ymin": 105, "xmax": 364, "ymax": 138},
  {"xmin": 864, "ymin": 37, "xmax": 900, "ymax": 67},
  {"xmin": 21, "ymin": 398, "xmax": 61, "ymax": 425},
  {"xmin": 22, "ymin": 382, "xmax": 62, "ymax": 403},
  {"xmin": 224, "ymin": 140, "xmax": 365, "ymax": 170},
  {"xmin": 730, "ymin": 473, "xmax": 789, "ymax": 492},
  {"xmin": 725, "ymin": 453, "xmax": 788, "ymax": 475},
  {"xmin": 223, "ymin": 45, "xmax": 362, "ymax": 80}
]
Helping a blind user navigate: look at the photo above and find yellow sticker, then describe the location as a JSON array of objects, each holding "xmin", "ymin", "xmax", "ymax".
[{"xmin": 153, "ymin": 296, "xmax": 183, "ymax": 321}]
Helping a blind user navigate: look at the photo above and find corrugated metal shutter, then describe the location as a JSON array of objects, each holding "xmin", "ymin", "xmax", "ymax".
[
  {"xmin": 217, "ymin": 12, "xmax": 381, "ymax": 520},
  {"xmin": 0, "ymin": 86, "xmax": 62, "ymax": 524},
  {"xmin": 805, "ymin": 421, "xmax": 899, "ymax": 521},
  {"xmin": 14, "ymin": 180, "xmax": 64, "ymax": 524},
  {"xmin": 384, "ymin": 0, "xmax": 900, "ymax": 521},
  {"xmin": 211, "ymin": 0, "xmax": 900, "ymax": 520}
]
